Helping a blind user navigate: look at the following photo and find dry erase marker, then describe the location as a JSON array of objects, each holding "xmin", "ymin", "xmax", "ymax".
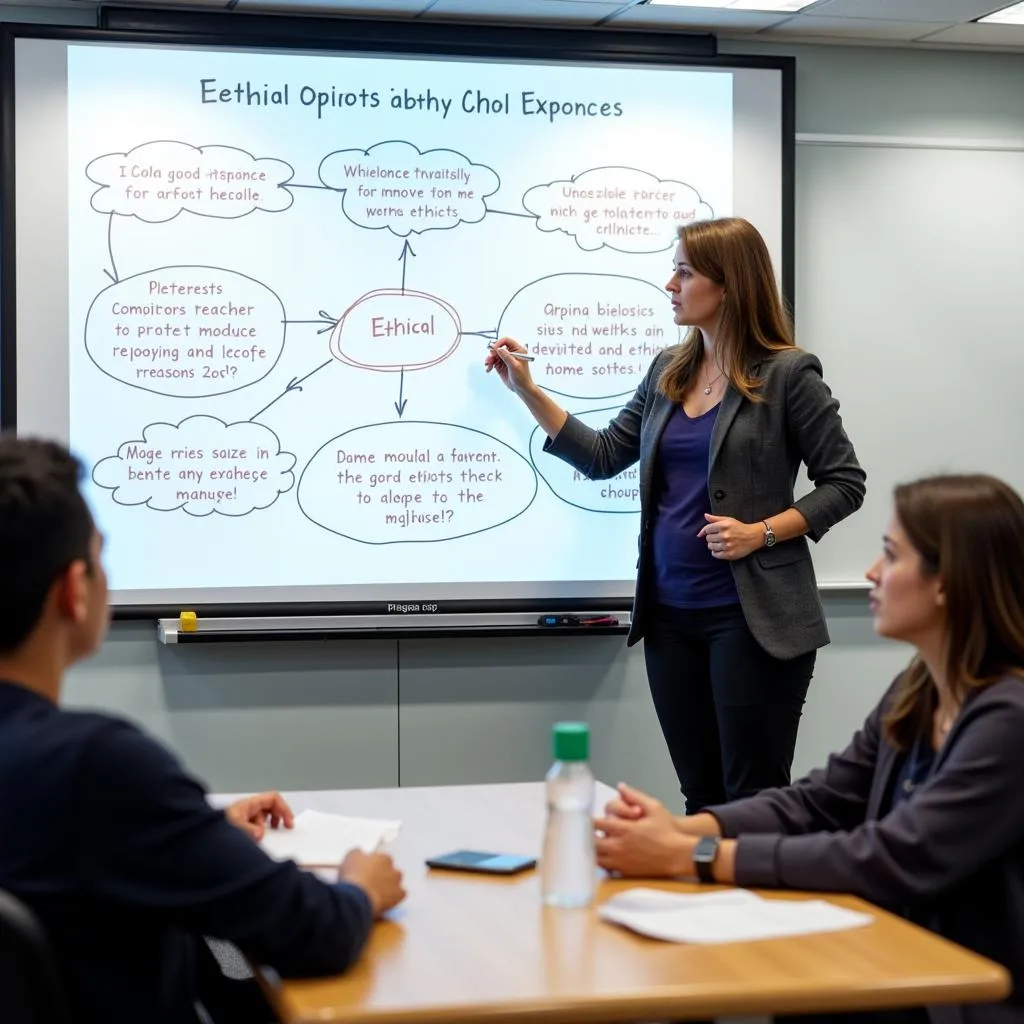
[
  {"xmin": 537, "ymin": 614, "xmax": 620, "ymax": 627},
  {"xmin": 488, "ymin": 342, "xmax": 535, "ymax": 363}
]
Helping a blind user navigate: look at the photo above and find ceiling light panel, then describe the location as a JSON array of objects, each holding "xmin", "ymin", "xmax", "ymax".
[
  {"xmin": 980, "ymin": 2, "xmax": 1024, "ymax": 23},
  {"xmin": 645, "ymin": 0, "xmax": 817, "ymax": 10}
]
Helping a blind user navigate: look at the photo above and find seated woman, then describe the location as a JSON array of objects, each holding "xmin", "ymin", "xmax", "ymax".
[{"xmin": 595, "ymin": 474, "xmax": 1024, "ymax": 1024}]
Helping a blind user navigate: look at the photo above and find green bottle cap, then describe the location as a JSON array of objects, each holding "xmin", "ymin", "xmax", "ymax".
[{"xmin": 552, "ymin": 722, "xmax": 589, "ymax": 762}]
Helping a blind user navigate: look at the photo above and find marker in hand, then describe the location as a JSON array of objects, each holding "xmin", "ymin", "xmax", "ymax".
[{"xmin": 487, "ymin": 341, "xmax": 535, "ymax": 363}]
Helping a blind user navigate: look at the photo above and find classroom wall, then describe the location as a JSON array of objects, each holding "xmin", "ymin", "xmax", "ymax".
[{"xmin": 8, "ymin": 4, "xmax": 1019, "ymax": 802}]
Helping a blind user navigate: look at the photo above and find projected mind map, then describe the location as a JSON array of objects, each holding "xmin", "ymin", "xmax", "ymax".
[
  {"xmin": 66, "ymin": 45, "xmax": 732, "ymax": 590},
  {"xmin": 83, "ymin": 142, "xmax": 712, "ymax": 539}
]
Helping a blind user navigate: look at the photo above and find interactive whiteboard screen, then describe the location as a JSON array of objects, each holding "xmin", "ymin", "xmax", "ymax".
[{"xmin": 9, "ymin": 30, "xmax": 790, "ymax": 614}]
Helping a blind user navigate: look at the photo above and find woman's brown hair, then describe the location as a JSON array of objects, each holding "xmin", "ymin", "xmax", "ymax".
[
  {"xmin": 657, "ymin": 217, "xmax": 794, "ymax": 404},
  {"xmin": 883, "ymin": 474, "xmax": 1024, "ymax": 749}
]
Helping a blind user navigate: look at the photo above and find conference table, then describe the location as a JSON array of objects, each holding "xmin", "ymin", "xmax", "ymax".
[{"xmin": 249, "ymin": 782, "xmax": 1009, "ymax": 1024}]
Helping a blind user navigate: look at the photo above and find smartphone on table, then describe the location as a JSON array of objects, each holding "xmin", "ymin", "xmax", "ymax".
[{"xmin": 425, "ymin": 849, "xmax": 537, "ymax": 875}]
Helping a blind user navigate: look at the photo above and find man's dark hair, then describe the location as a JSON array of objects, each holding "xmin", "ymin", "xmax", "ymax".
[{"xmin": 0, "ymin": 435, "xmax": 94, "ymax": 653}]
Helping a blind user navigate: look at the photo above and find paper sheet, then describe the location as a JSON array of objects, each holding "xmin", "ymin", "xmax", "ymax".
[
  {"xmin": 259, "ymin": 808, "xmax": 401, "ymax": 865},
  {"xmin": 599, "ymin": 887, "xmax": 873, "ymax": 944}
]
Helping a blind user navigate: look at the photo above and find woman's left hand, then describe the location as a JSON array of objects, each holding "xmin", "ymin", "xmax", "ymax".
[
  {"xmin": 698, "ymin": 515, "xmax": 763, "ymax": 561},
  {"xmin": 594, "ymin": 814, "xmax": 695, "ymax": 877}
]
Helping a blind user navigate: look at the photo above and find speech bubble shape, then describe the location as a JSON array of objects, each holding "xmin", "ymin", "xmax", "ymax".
[
  {"xmin": 329, "ymin": 289, "xmax": 461, "ymax": 371},
  {"xmin": 497, "ymin": 273, "xmax": 672, "ymax": 400},
  {"xmin": 298, "ymin": 421, "xmax": 538, "ymax": 544},
  {"xmin": 87, "ymin": 141, "xmax": 294, "ymax": 222},
  {"xmin": 85, "ymin": 266, "xmax": 286, "ymax": 398},
  {"xmin": 529, "ymin": 407, "xmax": 641, "ymax": 515},
  {"xmin": 522, "ymin": 166, "xmax": 713, "ymax": 254},
  {"xmin": 318, "ymin": 141, "xmax": 499, "ymax": 237},
  {"xmin": 92, "ymin": 416, "xmax": 296, "ymax": 517}
]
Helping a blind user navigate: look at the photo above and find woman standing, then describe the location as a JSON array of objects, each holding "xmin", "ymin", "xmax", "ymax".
[{"xmin": 486, "ymin": 217, "xmax": 865, "ymax": 811}]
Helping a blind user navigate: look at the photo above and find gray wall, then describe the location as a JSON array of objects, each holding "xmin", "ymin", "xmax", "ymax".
[
  {"xmin": 0, "ymin": 5, "xmax": 94, "ymax": 27},
  {"xmin": 67, "ymin": 596, "xmax": 902, "ymax": 806},
  {"xmin": 12, "ymin": 7, "xmax": 1014, "ymax": 802}
]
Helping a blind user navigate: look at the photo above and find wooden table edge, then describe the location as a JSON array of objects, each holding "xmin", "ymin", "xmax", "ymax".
[{"xmin": 260, "ymin": 961, "xmax": 1011, "ymax": 1024}]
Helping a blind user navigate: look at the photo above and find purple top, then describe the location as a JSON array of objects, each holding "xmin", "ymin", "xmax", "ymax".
[{"xmin": 651, "ymin": 404, "xmax": 738, "ymax": 609}]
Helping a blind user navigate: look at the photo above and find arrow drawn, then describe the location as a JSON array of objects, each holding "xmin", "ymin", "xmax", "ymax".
[
  {"xmin": 103, "ymin": 214, "xmax": 119, "ymax": 283},
  {"xmin": 485, "ymin": 208, "xmax": 539, "ymax": 220},
  {"xmin": 249, "ymin": 359, "xmax": 333, "ymax": 422},
  {"xmin": 394, "ymin": 367, "xmax": 408, "ymax": 418},
  {"xmin": 283, "ymin": 182, "xmax": 334, "ymax": 191},
  {"xmin": 283, "ymin": 310, "xmax": 337, "ymax": 335},
  {"xmin": 398, "ymin": 240, "xmax": 416, "ymax": 295},
  {"xmin": 460, "ymin": 329, "xmax": 499, "ymax": 339}
]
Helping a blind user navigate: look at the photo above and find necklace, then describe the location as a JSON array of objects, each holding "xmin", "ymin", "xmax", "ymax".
[{"xmin": 703, "ymin": 368, "xmax": 725, "ymax": 395}]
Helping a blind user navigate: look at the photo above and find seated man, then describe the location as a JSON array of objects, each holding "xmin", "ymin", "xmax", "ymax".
[{"xmin": 0, "ymin": 436, "xmax": 405, "ymax": 1024}]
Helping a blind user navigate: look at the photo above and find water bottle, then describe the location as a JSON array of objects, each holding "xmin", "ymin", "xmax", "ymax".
[{"xmin": 541, "ymin": 722, "xmax": 596, "ymax": 908}]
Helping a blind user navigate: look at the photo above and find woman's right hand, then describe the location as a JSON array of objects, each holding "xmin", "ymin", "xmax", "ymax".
[
  {"xmin": 484, "ymin": 336, "xmax": 535, "ymax": 396},
  {"xmin": 604, "ymin": 782, "xmax": 721, "ymax": 839},
  {"xmin": 604, "ymin": 783, "xmax": 672, "ymax": 825}
]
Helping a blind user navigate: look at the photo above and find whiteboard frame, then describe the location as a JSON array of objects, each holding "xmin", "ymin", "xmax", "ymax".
[{"xmin": 0, "ymin": 19, "xmax": 795, "ymax": 625}]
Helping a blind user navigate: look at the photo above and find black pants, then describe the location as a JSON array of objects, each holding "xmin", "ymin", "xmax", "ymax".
[{"xmin": 643, "ymin": 602, "xmax": 815, "ymax": 812}]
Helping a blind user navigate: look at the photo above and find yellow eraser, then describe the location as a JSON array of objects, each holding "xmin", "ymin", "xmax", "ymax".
[{"xmin": 179, "ymin": 611, "xmax": 198, "ymax": 633}]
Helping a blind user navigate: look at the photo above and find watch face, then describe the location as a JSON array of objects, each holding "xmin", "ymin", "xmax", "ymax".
[{"xmin": 693, "ymin": 836, "xmax": 719, "ymax": 862}]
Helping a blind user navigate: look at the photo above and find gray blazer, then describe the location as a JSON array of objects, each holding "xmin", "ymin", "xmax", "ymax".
[
  {"xmin": 543, "ymin": 346, "xmax": 866, "ymax": 658},
  {"xmin": 710, "ymin": 676, "xmax": 1024, "ymax": 1024}
]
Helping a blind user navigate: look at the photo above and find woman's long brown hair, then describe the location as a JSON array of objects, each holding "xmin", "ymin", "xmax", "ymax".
[
  {"xmin": 657, "ymin": 217, "xmax": 794, "ymax": 404},
  {"xmin": 882, "ymin": 475, "xmax": 1024, "ymax": 749}
]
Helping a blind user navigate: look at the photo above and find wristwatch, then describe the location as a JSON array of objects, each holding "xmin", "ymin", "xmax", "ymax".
[
  {"xmin": 762, "ymin": 520, "xmax": 777, "ymax": 548},
  {"xmin": 692, "ymin": 836, "xmax": 721, "ymax": 883}
]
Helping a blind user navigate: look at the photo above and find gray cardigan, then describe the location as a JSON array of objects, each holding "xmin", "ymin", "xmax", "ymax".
[
  {"xmin": 543, "ymin": 346, "xmax": 865, "ymax": 658},
  {"xmin": 709, "ymin": 677, "xmax": 1024, "ymax": 1024}
]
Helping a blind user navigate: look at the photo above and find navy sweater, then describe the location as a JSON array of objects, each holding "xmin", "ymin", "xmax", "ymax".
[{"xmin": 0, "ymin": 681, "xmax": 373, "ymax": 1024}]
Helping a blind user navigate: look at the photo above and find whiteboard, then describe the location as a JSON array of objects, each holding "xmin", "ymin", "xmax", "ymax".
[
  {"xmin": 9, "ymin": 31, "xmax": 789, "ymax": 613},
  {"xmin": 795, "ymin": 141, "xmax": 1024, "ymax": 586}
]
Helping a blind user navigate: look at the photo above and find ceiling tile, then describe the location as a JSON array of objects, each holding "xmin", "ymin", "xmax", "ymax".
[
  {"xmin": 605, "ymin": 5, "xmax": 790, "ymax": 29},
  {"xmin": 810, "ymin": 0, "xmax": 1007, "ymax": 20},
  {"xmin": 2, "ymin": 0, "xmax": 100, "ymax": 6},
  {"xmin": 916, "ymin": 20, "xmax": 1024, "ymax": 44},
  {"xmin": 765, "ymin": 15, "xmax": 957, "ymax": 40},
  {"xmin": 232, "ymin": 0, "xmax": 430, "ymax": 12},
  {"xmin": 421, "ymin": 0, "xmax": 624, "ymax": 22}
]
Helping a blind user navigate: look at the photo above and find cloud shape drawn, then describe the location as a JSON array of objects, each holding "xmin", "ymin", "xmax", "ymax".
[
  {"xmin": 318, "ymin": 140, "xmax": 499, "ymax": 237},
  {"xmin": 87, "ymin": 141, "xmax": 294, "ymax": 223},
  {"xmin": 92, "ymin": 416, "xmax": 296, "ymax": 517},
  {"xmin": 522, "ymin": 166, "xmax": 713, "ymax": 254}
]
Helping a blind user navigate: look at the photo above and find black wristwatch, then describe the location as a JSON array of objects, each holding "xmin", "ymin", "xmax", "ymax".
[{"xmin": 692, "ymin": 836, "xmax": 721, "ymax": 883}]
